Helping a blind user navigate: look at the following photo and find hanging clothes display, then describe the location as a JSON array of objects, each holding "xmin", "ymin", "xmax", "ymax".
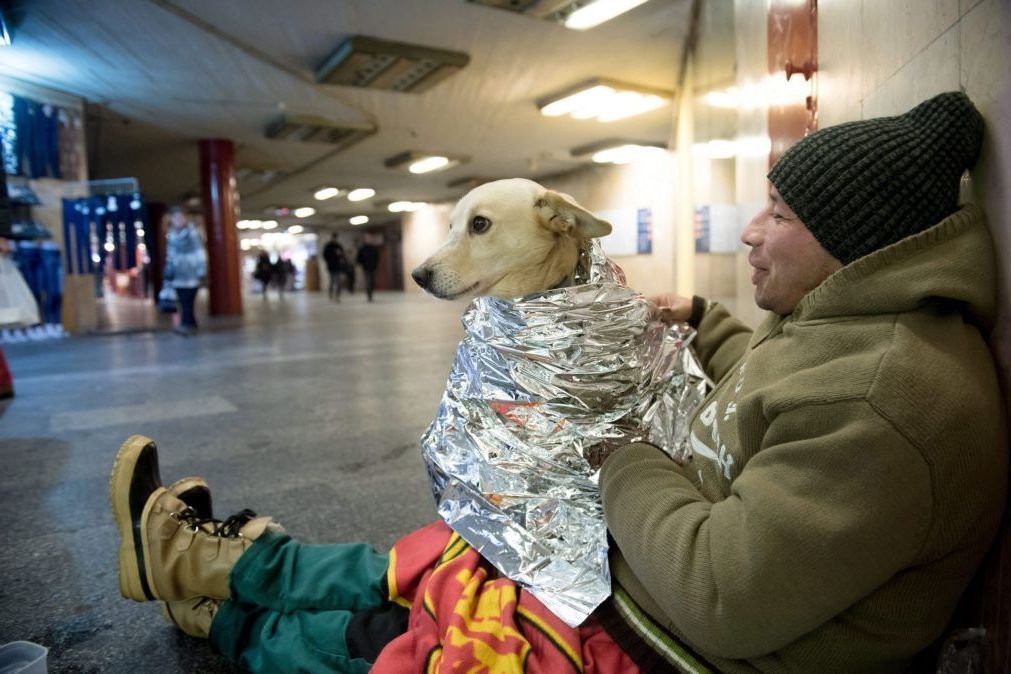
[{"xmin": 0, "ymin": 91, "xmax": 69, "ymax": 180}]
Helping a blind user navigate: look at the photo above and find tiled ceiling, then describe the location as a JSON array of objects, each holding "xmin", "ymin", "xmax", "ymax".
[{"xmin": 0, "ymin": 0, "xmax": 690, "ymax": 226}]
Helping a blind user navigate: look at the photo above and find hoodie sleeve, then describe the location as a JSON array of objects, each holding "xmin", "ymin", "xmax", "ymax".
[
  {"xmin": 599, "ymin": 399, "xmax": 931, "ymax": 659},
  {"xmin": 691, "ymin": 301, "xmax": 753, "ymax": 383}
]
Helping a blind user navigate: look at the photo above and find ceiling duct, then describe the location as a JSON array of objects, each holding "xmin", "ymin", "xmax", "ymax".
[
  {"xmin": 466, "ymin": 0, "xmax": 575, "ymax": 19},
  {"xmin": 264, "ymin": 115, "xmax": 376, "ymax": 149},
  {"xmin": 316, "ymin": 35, "xmax": 470, "ymax": 93},
  {"xmin": 445, "ymin": 176, "xmax": 494, "ymax": 190}
]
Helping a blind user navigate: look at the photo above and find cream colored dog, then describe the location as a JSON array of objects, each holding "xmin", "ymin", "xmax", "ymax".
[{"xmin": 411, "ymin": 178, "xmax": 612, "ymax": 299}]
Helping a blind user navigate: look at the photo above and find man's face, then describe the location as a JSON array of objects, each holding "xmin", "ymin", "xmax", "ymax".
[{"xmin": 740, "ymin": 187, "xmax": 842, "ymax": 315}]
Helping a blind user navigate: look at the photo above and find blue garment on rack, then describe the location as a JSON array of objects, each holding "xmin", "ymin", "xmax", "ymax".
[
  {"xmin": 10, "ymin": 95, "xmax": 61, "ymax": 179},
  {"xmin": 40, "ymin": 244, "xmax": 63, "ymax": 324}
]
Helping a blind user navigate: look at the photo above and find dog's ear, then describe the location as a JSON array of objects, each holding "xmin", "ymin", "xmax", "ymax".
[{"xmin": 535, "ymin": 191, "xmax": 612, "ymax": 239}]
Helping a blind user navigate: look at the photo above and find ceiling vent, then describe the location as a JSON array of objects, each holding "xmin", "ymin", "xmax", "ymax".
[
  {"xmin": 466, "ymin": 0, "xmax": 574, "ymax": 19},
  {"xmin": 316, "ymin": 35, "xmax": 470, "ymax": 93},
  {"xmin": 264, "ymin": 115, "xmax": 376, "ymax": 150}
]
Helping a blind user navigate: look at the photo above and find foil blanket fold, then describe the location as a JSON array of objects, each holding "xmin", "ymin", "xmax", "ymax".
[{"xmin": 420, "ymin": 244, "xmax": 709, "ymax": 627}]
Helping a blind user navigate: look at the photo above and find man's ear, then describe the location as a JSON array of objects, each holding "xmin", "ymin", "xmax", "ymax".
[{"xmin": 535, "ymin": 191, "xmax": 612, "ymax": 239}]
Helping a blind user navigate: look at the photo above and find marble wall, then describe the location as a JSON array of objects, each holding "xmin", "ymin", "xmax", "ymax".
[{"xmin": 818, "ymin": 0, "xmax": 1011, "ymax": 388}]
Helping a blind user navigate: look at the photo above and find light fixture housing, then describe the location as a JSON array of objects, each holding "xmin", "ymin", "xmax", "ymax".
[
  {"xmin": 294, "ymin": 208, "xmax": 316, "ymax": 219},
  {"xmin": 316, "ymin": 35, "xmax": 470, "ymax": 93},
  {"xmin": 265, "ymin": 115, "xmax": 376, "ymax": 149},
  {"xmin": 537, "ymin": 78, "xmax": 672, "ymax": 122},
  {"xmin": 349, "ymin": 215, "xmax": 369, "ymax": 226},
  {"xmin": 385, "ymin": 151, "xmax": 466, "ymax": 174},
  {"xmin": 571, "ymin": 139, "xmax": 668, "ymax": 164}
]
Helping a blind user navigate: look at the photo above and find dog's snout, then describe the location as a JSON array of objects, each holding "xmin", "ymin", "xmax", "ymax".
[{"xmin": 412, "ymin": 266, "xmax": 432, "ymax": 289}]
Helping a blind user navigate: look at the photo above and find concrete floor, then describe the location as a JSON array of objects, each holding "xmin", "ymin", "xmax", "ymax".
[{"xmin": 0, "ymin": 289, "xmax": 469, "ymax": 672}]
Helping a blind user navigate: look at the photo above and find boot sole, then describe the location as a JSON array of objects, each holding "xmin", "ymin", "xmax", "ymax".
[{"xmin": 109, "ymin": 435, "xmax": 161, "ymax": 601}]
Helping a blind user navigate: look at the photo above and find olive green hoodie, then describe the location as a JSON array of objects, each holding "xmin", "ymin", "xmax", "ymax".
[{"xmin": 600, "ymin": 205, "xmax": 1007, "ymax": 673}]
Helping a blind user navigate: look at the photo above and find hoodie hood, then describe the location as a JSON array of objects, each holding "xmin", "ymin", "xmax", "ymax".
[{"xmin": 791, "ymin": 205, "xmax": 996, "ymax": 333}]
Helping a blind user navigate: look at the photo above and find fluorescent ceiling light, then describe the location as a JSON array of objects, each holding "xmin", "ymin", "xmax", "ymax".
[
  {"xmin": 701, "ymin": 75, "xmax": 812, "ymax": 109},
  {"xmin": 347, "ymin": 188, "xmax": 375, "ymax": 202},
  {"xmin": 691, "ymin": 136, "xmax": 772, "ymax": 159},
  {"xmin": 385, "ymin": 151, "xmax": 466, "ymax": 174},
  {"xmin": 262, "ymin": 220, "xmax": 279, "ymax": 230},
  {"xmin": 591, "ymin": 143, "xmax": 668, "ymax": 164},
  {"xmin": 388, "ymin": 201, "xmax": 427, "ymax": 212},
  {"xmin": 571, "ymin": 138, "xmax": 667, "ymax": 165},
  {"xmin": 314, "ymin": 187, "xmax": 340, "ymax": 200},
  {"xmin": 350, "ymin": 215, "xmax": 369, "ymax": 225},
  {"xmin": 294, "ymin": 208, "xmax": 316, "ymax": 218},
  {"xmin": 564, "ymin": 0, "xmax": 651, "ymax": 30},
  {"xmin": 287, "ymin": 225, "xmax": 304, "ymax": 234},
  {"xmin": 538, "ymin": 78, "xmax": 671, "ymax": 122},
  {"xmin": 409, "ymin": 156, "xmax": 450, "ymax": 174}
]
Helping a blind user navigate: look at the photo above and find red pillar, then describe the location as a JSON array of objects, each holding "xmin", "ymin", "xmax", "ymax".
[{"xmin": 199, "ymin": 139, "xmax": 243, "ymax": 316}]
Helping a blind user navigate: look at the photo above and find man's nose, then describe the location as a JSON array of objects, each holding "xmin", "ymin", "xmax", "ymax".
[
  {"xmin": 741, "ymin": 212, "xmax": 763, "ymax": 247},
  {"xmin": 411, "ymin": 266, "xmax": 431, "ymax": 289}
]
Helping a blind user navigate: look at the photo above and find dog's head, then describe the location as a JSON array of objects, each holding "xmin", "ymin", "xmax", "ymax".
[{"xmin": 411, "ymin": 178, "xmax": 612, "ymax": 300}]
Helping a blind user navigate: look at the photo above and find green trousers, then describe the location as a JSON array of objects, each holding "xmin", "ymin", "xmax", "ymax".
[{"xmin": 208, "ymin": 531, "xmax": 407, "ymax": 673}]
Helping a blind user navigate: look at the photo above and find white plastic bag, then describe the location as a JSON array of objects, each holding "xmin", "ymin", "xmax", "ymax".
[{"xmin": 0, "ymin": 256, "xmax": 40, "ymax": 327}]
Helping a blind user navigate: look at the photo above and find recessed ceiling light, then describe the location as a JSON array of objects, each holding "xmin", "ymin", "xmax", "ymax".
[
  {"xmin": 314, "ymin": 187, "xmax": 340, "ymax": 200},
  {"xmin": 347, "ymin": 188, "xmax": 375, "ymax": 202},
  {"xmin": 287, "ymin": 225, "xmax": 305, "ymax": 234},
  {"xmin": 261, "ymin": 220, "xmax": 279, "ymax": 229},
  {"xmin": 538, "ymin": 78, "xmax": 671, "ymax": 122},
  {"xmin": 294, "ymin": 208, "xmax": 316, "ymax": 218},
  {"xmin": 350, "ymin": 215, "xmax": 369, "ymax": 225},
  {"xmin": 564, "ymin": 0, "xmax": 651, "ymax": 30}
]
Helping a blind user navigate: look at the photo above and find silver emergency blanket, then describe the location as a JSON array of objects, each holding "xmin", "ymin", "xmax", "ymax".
[{"xmin": 420, "ymin": 243, "xmax": 709, "ymax": 627}]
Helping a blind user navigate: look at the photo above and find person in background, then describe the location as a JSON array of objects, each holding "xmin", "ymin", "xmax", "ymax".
[
  {"xmin": 108, "ymin": 92, "xmax": 1006, "ymax": 673},
  {"xmin": 163, "ymin": 206, "xmax": 206, "ymax": 336},
  {"xmin": 322, "ymin": 233, "xmax": 346, "ymax": 302},
  {"xmin": 272, "ymin": 254, "xmax": 291, "ymax": 300},
  {"xmin": 355, "ymin": 239, "xmax": 380, "ymax": 302},
  {"xmin": 253, "ymin": 251, "xmax": 272, "ymax": 300}
]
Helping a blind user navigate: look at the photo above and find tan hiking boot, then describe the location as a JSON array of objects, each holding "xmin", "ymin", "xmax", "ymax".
[
  {"xmin": 162, "ymin": 597, "xmax": 219, "ymax": 639},
  {"xmin": 111, "ymin": 435, "xmax": 278, "ymax": 602},
  {"xmin": 167, "ymin": 476, "xmax": 213, "ymax": 520}
]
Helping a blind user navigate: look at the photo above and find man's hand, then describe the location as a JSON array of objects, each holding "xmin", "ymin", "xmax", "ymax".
[{"xmin": 649, "ymin": 293, "xmax": 694, "ymax": 324}]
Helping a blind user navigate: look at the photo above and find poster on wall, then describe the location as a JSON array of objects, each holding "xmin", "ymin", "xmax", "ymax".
[
  {"xmin": 599, "ymin": 207, "xmax": 653, "ymax": 256},
  {"xmin": 694, "ymin": 203, "xmax": 739, "ymax": 253}
]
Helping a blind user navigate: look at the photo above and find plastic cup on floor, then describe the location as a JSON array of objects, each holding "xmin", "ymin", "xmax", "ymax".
[{"xmin": 0, "ymin": 641, "xmax": 48, "ymax": 674}]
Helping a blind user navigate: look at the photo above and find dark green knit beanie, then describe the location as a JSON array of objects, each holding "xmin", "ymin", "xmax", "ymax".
[{"xmin": 768, "ymin": 91, "xmax": 984, "ymax": 265}]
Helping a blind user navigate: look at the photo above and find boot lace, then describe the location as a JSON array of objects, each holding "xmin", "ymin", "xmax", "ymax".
[{"xmin": 172, "ymin": 506, "xmax": 258, "ymax": 538}]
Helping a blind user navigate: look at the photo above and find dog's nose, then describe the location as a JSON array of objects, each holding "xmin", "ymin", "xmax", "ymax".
[{"xmin": 411, "ymin": 266, "xmax": 431, "ymax": 289}]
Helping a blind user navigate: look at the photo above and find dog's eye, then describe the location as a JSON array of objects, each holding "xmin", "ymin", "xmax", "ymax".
[{"xmin": 470, "ymin": 215, "xmax": 492, "ymax": 234}]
